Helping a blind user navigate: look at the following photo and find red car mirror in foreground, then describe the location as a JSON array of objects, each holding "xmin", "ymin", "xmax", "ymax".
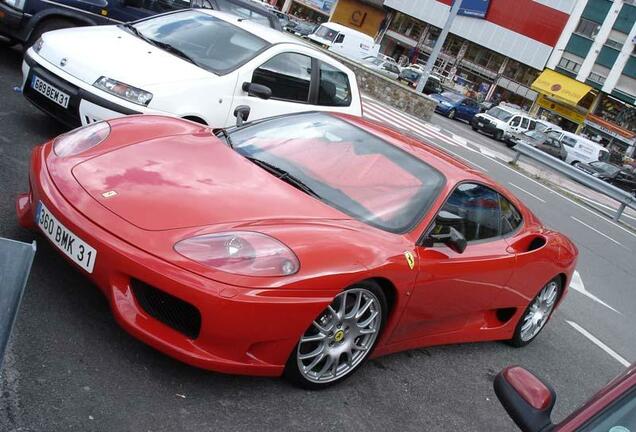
[{"xmin": 495, "ymin": 364, "xmax": 636, "ymax": 431}]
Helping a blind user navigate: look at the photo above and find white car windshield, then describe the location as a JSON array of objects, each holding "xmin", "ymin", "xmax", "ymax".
[
  {"xmin": 314, "ymin": 25, "xmax": 338, "ymax": 42},
  {"xmin": 132, "ymin": 11, "xmax": 269, "ymax": 74},
  {"xmin": 487, "ymin": 107, "xmax": 514, "ymax": 121}
]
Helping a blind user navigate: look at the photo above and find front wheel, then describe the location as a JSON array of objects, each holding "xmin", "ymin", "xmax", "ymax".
[
  {"xmin": 509, "ymin": 277, "xmax": 561, "ymax": 347},
  {"xmin": 285, "ymin": 282, "xmax": 387, "ymax": 389},
  {"xmin": 494, "ymin": 130, "xmax": 504, "ymax": 141}
]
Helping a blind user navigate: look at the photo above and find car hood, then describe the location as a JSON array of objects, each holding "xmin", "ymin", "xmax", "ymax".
[
  {"xmin": 36, "ymin": 26, "xmax": 211, "ymax": 87},
  {"xmin": 70, "ymin": 128, "xmax": 347, "ymax": 231}
]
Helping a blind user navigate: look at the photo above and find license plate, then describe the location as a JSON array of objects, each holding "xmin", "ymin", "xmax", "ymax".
[
  {"xmin": 36, "ymin": 201, "xmax": 96, "ymax": 273},
  {"xmin": 31, "ymin": 75, "xmax": 70, "ymax": 108},
  {"xmin": 478, "ymin": 122, "xmax": 484, "ymax": 127}
]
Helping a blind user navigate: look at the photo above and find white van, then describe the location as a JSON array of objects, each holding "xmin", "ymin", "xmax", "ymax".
[
  {"xmin": 471, "ymin": 105, "xmax": 537, "ymax": 144},
  {"xmin": 309, "ymin": 22, "xmax": 379, "ymax": 61},
  {"xmin": 548, "ymin": 131, "xmax": 610, "ymax": 165}
]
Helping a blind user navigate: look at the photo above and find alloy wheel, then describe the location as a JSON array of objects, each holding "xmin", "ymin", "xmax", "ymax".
[
  {"xmin": 295, "ymin": 288, "xmax": 382, "ymax": 384},
  {"xmin": 519, "ymin": 281, "xmax": 559, "ymax": 342}
]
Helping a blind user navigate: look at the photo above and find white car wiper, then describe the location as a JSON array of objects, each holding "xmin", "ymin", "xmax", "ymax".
[{"xmin": 147, "ymin": 39, "xmax": 201, "ymax": 68}]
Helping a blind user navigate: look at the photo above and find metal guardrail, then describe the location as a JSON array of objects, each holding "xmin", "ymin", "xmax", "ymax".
[
  {"xmin": 0, "ymin": 238, "xmax": 36, "ymax": 371},
  {"xmin": 511, "ymin": 142, "xmax": 636, "ymax": 222}
]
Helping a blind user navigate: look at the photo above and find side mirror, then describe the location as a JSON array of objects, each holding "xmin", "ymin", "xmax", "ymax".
[
  {"xmin": 430, "ymin": 226, "xmax": 467, "ymax": 254},
  {"xmin": 494, "ymin": 367, "xmax": 556, "ymax": 432},
  {"xmin": 233, "ymin": 105, "xmax": 251, "ymax": 127},
  {"xmin": 242, "ymin": 82, "xmax": 272, "ymax": 100}
]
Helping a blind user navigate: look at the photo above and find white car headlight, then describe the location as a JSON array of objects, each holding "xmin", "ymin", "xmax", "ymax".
[
  {"xmin": 32, "ymin": 37, "xmax": 43, "ymax": 53},
  {"xmin": 93, "ymin": 77, "xmax": 153, "ymax": 106}
]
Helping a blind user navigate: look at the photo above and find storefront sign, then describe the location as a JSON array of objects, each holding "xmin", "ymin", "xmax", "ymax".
[
  {"xmin": 585, "ymin": 114, "xmax": 636, "ymax": 144},
  {"xmin": 454, "ymin": 0, "xmax": 491, "ymax": 18},
  {"xmin": 537, "ymin": 94, "xmax": 587, "ymax": 124},
  {"xmin": 294, "ymin": 0, "xmax": 336, "ymax": 14}
]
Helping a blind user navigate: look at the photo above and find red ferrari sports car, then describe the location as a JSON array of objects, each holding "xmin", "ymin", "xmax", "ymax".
[{"xmin": 16, "ymin": 111, "xmax": 577, "ymax": 389}]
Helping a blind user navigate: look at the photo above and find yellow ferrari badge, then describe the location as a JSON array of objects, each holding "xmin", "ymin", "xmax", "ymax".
[
  {"xmin": 334, "ymin": 329, "xmax": 345, "ymax": 342},
  {"xmin": 404, "ymin": 251, "xmax": 415, "ymax": 270}
]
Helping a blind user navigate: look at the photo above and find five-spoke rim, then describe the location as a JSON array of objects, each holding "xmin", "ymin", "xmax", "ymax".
[
  {"xmin": 296, "ymin": 289, "xmax": 381, "ymax": 384},
  {"xmin": 520, "ymin": 281, "xmax": 559, "ymax": 342}
]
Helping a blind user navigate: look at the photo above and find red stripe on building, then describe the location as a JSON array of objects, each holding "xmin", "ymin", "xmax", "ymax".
[{"xmin": 437, "ymin": 0, "xmax": 568, "ymax": 46}]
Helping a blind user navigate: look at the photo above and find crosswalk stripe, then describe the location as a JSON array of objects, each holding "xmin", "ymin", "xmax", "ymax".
[
  {"xmin": 362, "ymin": 100, "xmax": 465, "ymax": 148},
  {"xmin": 362, "ymin": 103, "xmax": 461, "ymax": 148}
]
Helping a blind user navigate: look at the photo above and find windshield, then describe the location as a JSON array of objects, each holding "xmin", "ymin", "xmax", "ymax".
[
  {"xmin": 132, "ymin": 11, "xmax": 269, "ymax": 74},
  {"xmin": 228, "ymin": 113, "xmax": 445, "ymax": 233},
  {"xmin": 401, "ymin": 69, "xmax": 420, "ymax": 80},
  {"xmin": 486, "ymin": 107, "xmax": 514, "ymax": 121},
  {"xmin": 440, "ymin": 92, "xmax": 463, "ymax": 103},
  {"xmin": 590, "ymin": 161, "xmax": 619, "ymax": 174},
  {"xmin": 314, "ymin": 25, "xmax": 339, "ymax": 42}
]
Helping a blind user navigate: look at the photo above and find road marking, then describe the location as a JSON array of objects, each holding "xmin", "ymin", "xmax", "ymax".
[
  {"xmin": 566, "ymin": 320, "xmax": 630, "ymax": 367},
  {"xmin": 569, "ymin": 270, "xmax": 620, "ymax": 314},
  {"xmin": 508, "ymin": 182, "xmax": 546, "ymax": 203},
  {"xmin": 571, "ymin": 216, "xmax": 624, "ymax": 247}
]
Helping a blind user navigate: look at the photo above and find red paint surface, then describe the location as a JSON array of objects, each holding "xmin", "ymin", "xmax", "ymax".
[
  {"xmin": 437, "ymin": 0, "xmax": 568, "ymax": 46},
  {"xmin": 504, "ymin": 367, "xmax": 553, "ymax": 410},
  {"xmin": 17, "ymin": 114, "xmax": 578, "ymax": 376}
]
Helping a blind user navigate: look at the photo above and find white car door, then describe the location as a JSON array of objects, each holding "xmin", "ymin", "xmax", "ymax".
[{"xmin": 228, "ymin": 44, "xmax": 361, "ymax": 126}]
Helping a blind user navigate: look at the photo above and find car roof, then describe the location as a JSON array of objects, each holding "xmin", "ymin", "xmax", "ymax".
[{"xmin": 198, "ymin": 9, "xmax": 300, "ymax": 44}]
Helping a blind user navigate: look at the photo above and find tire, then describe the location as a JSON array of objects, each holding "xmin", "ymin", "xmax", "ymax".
[
  {"xmin": 24, "ymin": 18, "xmax": 76, "ymax": 52},
  {"xmin": 471, "ymin": 125, "xmax": 478, "ymax": 131},
  {"xmin": 494, "ymin": 130, "xmax": 504, "ymax": 141},
  {"xmin": 447, "ymin": 109, "xmax": 456, "ymax": 120},
  {"xmin": 509, "ymin": 277, "xmax": 562, "ymax": 348},
  {"xmin": 284, "ymin": 281, "xmax": 387, "ymax": 390},
  {"xmin": 570, "ymin": 160, "xmax": 580, "ymax": 166}
]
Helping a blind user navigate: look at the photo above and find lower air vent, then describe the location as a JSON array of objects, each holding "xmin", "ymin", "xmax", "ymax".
[{"xmin": 131, "ymin": 279, "xmax": 201, "ymax": 339}]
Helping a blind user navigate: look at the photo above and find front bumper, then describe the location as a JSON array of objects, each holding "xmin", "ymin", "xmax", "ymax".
[
  {"xmin": 16, "ymin": 145, "xmax": 335, "ymax": 376},
  {"xmin": 22, "ymin": 52, "xmax": 143, "ymax": 128},
  {"xmin": 471, "ymin": 117, "xmax": 499, "ymax": 134}
]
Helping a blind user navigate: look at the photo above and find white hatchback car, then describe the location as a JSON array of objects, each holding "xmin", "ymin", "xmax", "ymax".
[{"xmin": 22, "ymin": 10, "xmax": 361, "ymax": 128}]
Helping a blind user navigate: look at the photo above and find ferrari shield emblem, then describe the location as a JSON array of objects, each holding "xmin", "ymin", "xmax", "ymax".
[{"xmin": 404, "ymin": 251, "xmax": 415, "ymax": 270}]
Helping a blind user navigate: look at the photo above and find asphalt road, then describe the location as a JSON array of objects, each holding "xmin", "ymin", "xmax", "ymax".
[{"xmin": 1, "ymin": 44, "xmax": 634, "ymax": 432}]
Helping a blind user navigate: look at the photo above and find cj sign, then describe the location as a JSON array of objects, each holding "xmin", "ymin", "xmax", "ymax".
[{"xmin": 454, "ymin": 0, "xmax": 491, "ymax": 19}]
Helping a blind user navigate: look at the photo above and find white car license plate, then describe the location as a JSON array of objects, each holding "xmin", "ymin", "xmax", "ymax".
[
  {"xmin": 36, "ymin": 201, "xmax": 96, "ymax": 273},
  {"xmin": 31, "ymin": 75, "xmax": 70, "ymax": 108}
]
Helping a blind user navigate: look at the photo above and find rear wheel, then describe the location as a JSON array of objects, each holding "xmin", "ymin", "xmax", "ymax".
[
  {"xmin": 447, "ymin": 109, "xmax": 456, "ymax": 120},
  {"xmin": 285, "ymin": 281, "xmax": 387, "ymax": 389},
  {"xmin": 25, "ymin": 18, "xmax": 76, "ymax": 52},
  {"xmin": 509, "ymin": 277, "xmax": 561, "ymax": 347}
]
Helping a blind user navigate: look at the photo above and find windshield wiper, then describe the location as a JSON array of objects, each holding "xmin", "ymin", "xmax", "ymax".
[
  {"xmin": 245, "ymin": 157, "xmax": 320, "ymax": 199},
  {"xmin": 215, "ymin": 129, "xmax": 233, "ymax": 148},
  {"xmin": 147, "ymin": 39, "xmax": 200, "ymax": 67},
  {"xmin": 121, "ymin": 23, "xmax": 157, "ymax": 46}
]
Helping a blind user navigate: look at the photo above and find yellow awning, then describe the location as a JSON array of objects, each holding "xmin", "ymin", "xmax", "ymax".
[{"xmin": 531, "ymin": 69, "xmax": 593, "ymax": 106}]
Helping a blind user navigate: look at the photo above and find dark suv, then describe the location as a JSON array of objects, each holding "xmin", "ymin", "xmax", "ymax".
[{"xmin": 0, "ymin": 0, "xmax": 281, "ymax": 49}]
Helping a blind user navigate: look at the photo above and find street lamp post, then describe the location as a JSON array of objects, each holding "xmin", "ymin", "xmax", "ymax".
[{"xmin": 415, "ymin": 0, "xmax": 462, "ymax": 94}]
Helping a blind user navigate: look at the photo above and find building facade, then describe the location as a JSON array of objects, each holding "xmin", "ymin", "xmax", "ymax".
[
  {"xmin": 543, "ymin": 0, "xmax": 635, "ymax": 159},
  {"xmin": 279, "ymin": 0, "xmax": 384, "ymax": 30},
  {"xmin": 378, "ymin": 0, "xmax": 575, "ymax": 107}
]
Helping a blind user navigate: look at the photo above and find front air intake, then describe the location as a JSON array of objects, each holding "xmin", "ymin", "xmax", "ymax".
[{"xmin": 131, "ymin": 279, "xmax": 201, "ymax": 339}]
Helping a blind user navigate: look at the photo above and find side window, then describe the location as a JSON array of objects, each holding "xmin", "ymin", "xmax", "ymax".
[
  {"xmin": 499, "ymin": 195, "xmax": 523, "ymax": 235},
  {"xmin": 562, "ymin": 136, "xmax": 577, "ymax": 147},
  {"xmin": 252, "ymin": 53, "xmax": 312, "ymax": 103},
  {"xmin": 510, "ymin": 116, "xmax": 521, "ymax": 127},
  {"xmin": 433, "ymin": 183, "xmax": 501, "ymax": 243},
  {"xmin": 521, "ymin": 118, "xmax": 530, "ymax": 129},
  {"xmin": 334, "ymin": 33, "xmax": 345, "ymax": 43},
  {"xmin": 318, "ymin": 61, "xmax": 352, "ymax": 107},
  {"xmin": 578, "ymin": 389, "xmax": 636, "ymax": 432},
  {"xmin": 529, "ymin": 120, "xmax": 536, "ymax": 130}
]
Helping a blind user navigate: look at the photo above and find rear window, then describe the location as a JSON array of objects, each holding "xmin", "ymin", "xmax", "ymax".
[{"xmin": 229, "ymin": 113, "xmax": 445, "ymax": 233}]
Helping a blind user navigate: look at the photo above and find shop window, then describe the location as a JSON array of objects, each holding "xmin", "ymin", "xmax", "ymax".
[
  {"xmin": 574, "ymin": 18, "xmax": 600, "ymax": 39},
  {"xmin": 252, "ymin": 53, "xmax": 312, "ymax": 103}
]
